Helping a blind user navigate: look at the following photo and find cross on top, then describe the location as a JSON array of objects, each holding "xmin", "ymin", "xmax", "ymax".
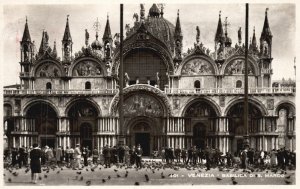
[{"xmin": 93, "ymin": 17, "xmax": 101, "ymax": 33}]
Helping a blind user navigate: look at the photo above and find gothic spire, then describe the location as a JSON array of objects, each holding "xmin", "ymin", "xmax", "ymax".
[
  {"xmin": 174, "ymin": 10, "xmax": 182, "ymax": 38},
  {"xmin": 21, "ymin": 16, "xmax": 31, "ymax": 42},
  {"xmin": 38, "ymin": 30, "xmax": 49, "ymax": 55},
  {"xmin": 62, "ymin": 15, "xmax": 72, "ymax": 42},
  {"xmin": 103, "ymin": 14, "xmax": 112, "ymax": 42},
  {"xmin": 260, "ymin": 8, "xmax": 272, "ymax": 42},
  {"xmin": 252, "ymin": 27, "xmax": 257, "ymax": 48},
  {"xmin": 215, "ymin": 11, "xmax": 225, "ymax": 44}
]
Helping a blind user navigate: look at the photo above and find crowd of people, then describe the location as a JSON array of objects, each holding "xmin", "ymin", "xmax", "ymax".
[{"xmin": 4, "ymin": 143, "xmax": 296, "ymax": 183}]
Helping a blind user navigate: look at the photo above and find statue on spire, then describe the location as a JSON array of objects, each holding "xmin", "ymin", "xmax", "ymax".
[
  {"xmin": 238, "ymin": 27, "xmax": 242, "ymax": 45},
  {"xmin": 85, "ymin": 29, "xmax": 89, "ymax": 46},
  {"xmin": 196, "ymin": 26, "xmax": 200, "ymax": 44}
]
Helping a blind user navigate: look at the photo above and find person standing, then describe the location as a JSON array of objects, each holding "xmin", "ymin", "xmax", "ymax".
[
  {"xmin": 92, "ymin": 147, "xmax": 99, "ymax": 165},
  {"xmin": 186, "ymin": 146, "xmax": 193, "ymax": 165},
  {"xmin": 204, "ymin": 146, "xmax": 212, "ymax": 170},
  {"xmin": 129, "ymin": 146, "xmax": 136, "ymax": 165},
  {"xmin": 103, "ymin": 145, "xmax": 111, "ymax": 168},
  {"xmin": 270, "ymin": 149, "xmax": 277, "ymax": 167},
  {"xmin": 65, "ymin": 146, "xmax": 70, "ymax": 164},
  {"xmin": 18, "ymin": 146, "xmax": 25, "ymax": 168},
  {"xmin": 74, "ymin": 144, "xmax": 82, "ymax": 169},
  {"xmin": 69, "ymin": 147, "xmax": 74, "ymax": 168},
  {"xmin": 56, "ymin": 146, "xmax": 63, "ymax": 166},
  {"xmin": 82, "ymin": 147, "xmax": 89, "ymax": 166},
  {"xmin": 241, "ymin": 148, "xmax": 248, "ymax": 169},
  {"xmin": 30, "ymin": 143, "xmax": 42, "ymax": 184},
  {"xmin": 135, "ymin": 144, "xmax": 143, "ymax": 169},
  {"xmin": 175, "ymin": 146, "xmax": 181, "ymax": 163},
  {"xmin": 181, "ymin": 148, "xmax": 187, "ymax": 163}
]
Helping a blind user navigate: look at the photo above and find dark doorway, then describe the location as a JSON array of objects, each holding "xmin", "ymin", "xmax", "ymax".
[
  {"xmin": 80, "ymin": 123, "xmax": 93, "ymax": 150},
  {"xmin": 193, "ymin": 123, "xmax": 206, "ymax": 150},
  {"xmin": 41, "ymin": 138, "xmax": 55, "ymax": 148},
  {"xmin": 236, "ymin": 138, "xmax": 244, "ymax": 154},
  {"xmin": 135, "ymin": 133, "xmax": 150, "ymax": 156}
]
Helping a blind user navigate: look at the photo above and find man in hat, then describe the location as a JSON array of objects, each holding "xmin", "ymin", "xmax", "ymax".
[
  {"xmin": 74, "ymin": 144, "xmax": 82, "ymax": 169},
  {"xmin": 102, "ymin": 144, "xmax": 111, "ymax": 168},
  {"xmin": 135, "ymin": 144, "xmax": 143, "ymax": 168}
]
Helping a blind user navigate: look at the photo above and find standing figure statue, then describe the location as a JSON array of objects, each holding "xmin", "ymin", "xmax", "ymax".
[
  {"xmin": 133, "ymin": 13, "xmax": 139, "ymax": 22},
  {"xmin": 238, "ymin": 27, "xmax": 242, "ymax": 45},
  {"xmin": 156, "ymin": 72, "xmax": 160, "ymax": 88},
  {"xmin": 196, "ymin": 26, "xmax": 200, "ymax": 44},
  {"xmin": 85, "ymin": 29, "xmax": 89, "ymax": 46},
  {"xmin": 124, "ymin": 72, "xmax": 130, "ymax": 87},
  {"xmin": 114, "ymin": 33, "xmax": 120, "ymax": 47}
]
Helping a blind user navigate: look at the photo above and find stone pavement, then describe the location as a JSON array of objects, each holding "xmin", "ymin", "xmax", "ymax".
[{"xmin": 3, "ymin": 160, "xmax": 295, "ymax": 186}]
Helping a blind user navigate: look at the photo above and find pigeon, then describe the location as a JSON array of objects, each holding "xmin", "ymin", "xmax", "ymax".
[
  {"xmin": 216, "ymin": 177, "xmax": 222, "ymax": 181},
  {"xmin": 86, "ymin": 180, "xmax": 91, "ymax": 186},
  {"xmin": 117, "ymin": 174, "xmax": 121, "ymax": 178},
  {"xmin": 145, "ymin": 174, "xmax": 149, "ymax": 182},
  {"xmin": 12, "ymin": 172, "xmax": 18, "ymax": 176},
  {"xmin": 108, "ymin": 176, "xmax": 111, "ymax": 180},
  {"xmin": 56, "ymin": 171, "xmax": 60, "ymax": 174},
  {"xmin": 46, "ymin": 170, "xmax": 49, "ymax": 173},
  {"xmin": 61, "ymin": 167, "xmax": 63, "ymax": 170},
  {"xmin": 8, "ymin": 178, "xmax": 12, "ymax": 182},
  {"xmin": 25, "ymin": 168, "xmax": 30, "ymax": 173},
  {"xmin": 114, "ymin": 169, "xmax": 118, "ymax": 172},
  {"xmin": 76, "ymin": 171, "xmax": 82, "ymax": 175},
  {"xmin": 102, "ymin": 179, "xmax": 106, "ymax": 183},
  {"xmin": 284, "ymin": 180, "xmax": 292, "ymax": 184},
  {"xmin": 232, "ymin": 180, "xmax": 238, "ymax": 185},
  {"xmin": 134, "ymin": 182, "xmax": 140, "ymax": 185},
  {"xmin": 80, "ymin": 176, "xmax": 83, "ymax": 181},
  {"xmin": 91, "ymin": 168, "xmax": 95, "ymax": 172},
  {"xmin": 86, "ymin": 168, "xmax": 89, "ymax": 171},
  {"xmin": 39, "ymin": 176, "xmax": 42, "ymax": 180},
  {"xmin": 44, "ymin": 174, "xmax": 48, "ymax": 178},
  {"xmin": 285, "ymin": 175, "xmax": 291, "ymax": 179}
]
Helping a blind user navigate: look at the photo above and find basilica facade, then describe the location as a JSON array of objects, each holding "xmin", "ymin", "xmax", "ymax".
[{"xmin": 3, "ymin": 4, "xmax": 295, "ymax": 156}]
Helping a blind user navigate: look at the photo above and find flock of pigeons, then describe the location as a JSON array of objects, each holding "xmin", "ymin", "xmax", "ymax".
[{"xmin": 4, "ymin": 160, "xmax": 295, "ymax": 185}]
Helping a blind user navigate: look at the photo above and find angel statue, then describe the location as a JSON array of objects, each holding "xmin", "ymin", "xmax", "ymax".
[
  {"xmin": 133, "ymin": 13, "xmax": 139, "ymax": 22},
  {"xmin": 114, "ymin": 33, "xmax": 120, "ymax": 47},
  {"xmin": 238, "ymin": 27, "xmax": 242, "ymax": 45},
  {"xmin": 156, "ymin": 72, "xmax": 160, "ymax": 88}
]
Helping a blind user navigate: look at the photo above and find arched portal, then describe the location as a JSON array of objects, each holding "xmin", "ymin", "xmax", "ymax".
[
  {"xmin": 67, "ymin": 100, "xmax": 99, "ymax": 149},
  {"xmin": 184, "ymin": 99, "xmax": 218, "ymax": 149},
  {"xmin": 130, "ymin": 121, "xmax": 152, "ymax": 156},
  {"xmin": 227, "ymin": 102, "xmax": 262, "ymax": 154},
  {"xmin": 26, "ymin": 102, "xmax": 58, "ymax": 148}
]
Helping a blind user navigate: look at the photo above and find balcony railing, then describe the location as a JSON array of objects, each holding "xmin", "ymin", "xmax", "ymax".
[
  {"xmin": 261, "ymin": 68, "xmax": 273, "ymax": 74},
  {"xmin": 164, "ymin": 87, "xmax": 295, "ymax": 95},
  {"xmin": 3, "ymin": 87, "xmax": 295, "ymax": 96},
  {"xmin": 3, "ymin": 89, "xmax": 118, "ymax": 95}
]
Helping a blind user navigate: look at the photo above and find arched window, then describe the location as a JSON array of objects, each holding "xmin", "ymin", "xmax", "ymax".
[
  {"xmin": 46, "ymin": 82, "xmax": 52, "ymax": 90},
  {"xmin": 236, "ymin": 80, "xmax": 242, "ymax": 88},
  {"xmin": 194, "ymin": 80, "xmax": 201, "ymax": 92},
  {"xmin": 85, "ymin": 81, "xmax": 91, "ymax": 90}
]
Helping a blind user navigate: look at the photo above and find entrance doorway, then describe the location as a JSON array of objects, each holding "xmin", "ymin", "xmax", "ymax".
[
  {"xmin": 80, "ymin": 123, "xmax": 93, "ymax": 150},
  {"xmin": 193, "ymin": 123, "xmax": 206, "ymax": 150},
  {"xmin": 135, "ymin": 133, "xmax": 150, "ymax": 156},
  {"xmin": 41, "ymin": 137, "xmax": 55, "ymax": 148}
]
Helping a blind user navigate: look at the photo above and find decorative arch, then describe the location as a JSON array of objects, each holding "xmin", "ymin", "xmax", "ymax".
[
  {"xmin": 32, "ymin": 59, "xmax": 64, "ymax": 77},
  {"xmin": 22, "ymin": 99, "xmax": 60, "ymax": 117},
  {"xmin": 69, "ymin": 57, "xmax": 107, "ymax": 77},
  {"xmin": 220, "ymin": 55, "xmax": 259, "ymax": 76},
  {"xmin": 177, "ymin": 54, "xmax": 218, "ymax": 75},
  {"xmin": 274, "ymin": 100, "xmax": 295, "ymax": 117},
  {"xmin": 224, "ymin": 97, "xmax": 268, "ymax": 116},
  {"xmin": 112, "ymin": 26, "xmax": 174, "ymax": 75},
  {"xmin": 126, "ymin": 116, "xmax": 159, "ymax": 135},
  {"xmin": 109, "ymin": 84, "xmax": 172, "ymax": 116},
  {"xmin": 3, "ymin": 103, "xmax": 13, "ymax": 118},
  {"xmin": 181, "ymin": 97, "xmax": 221, "ymax": 117},
  {"xmin": 65, "ymin": 98, "xmax": 102, "ymax": 117}
]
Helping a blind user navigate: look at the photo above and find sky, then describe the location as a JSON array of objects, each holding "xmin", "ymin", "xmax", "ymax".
[{"xmin": 1, "ymin": 3, "xmax": 296, "ymax": 86}]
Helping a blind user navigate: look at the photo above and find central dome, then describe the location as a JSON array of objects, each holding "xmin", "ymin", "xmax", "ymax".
[{"xmin": 127, "ymin": 4, "xmax": 175, "ymax": 53}]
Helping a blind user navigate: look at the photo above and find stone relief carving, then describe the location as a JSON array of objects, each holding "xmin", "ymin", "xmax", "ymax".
[
  {"xmin": 182, "ymin": 59, "xmax": 213, "ymax": 75},
  {"xmin": 124, "ymin": 94, "xmax": 163, "ymax": 117},
  {"xmin": 225, "ymin": 59, "xmax": 254, "ymax": 75},
  {"xmin": 267, "ymin": 99, "xmax": 274, "ymax": 110},
  {"xmin": 36, "ymin": 63, "xmax": 61, "ymax": 77},
  {"xmin": 173, "ymin": 99, "xmax": 180, "ymax": 109},
  {"xmin": 73, "ymin": 61, "xmax": 102, "ymax": 76},
  {"xmin": 185, "ymin": 103, "xmax": 212, "ymax": 117}
]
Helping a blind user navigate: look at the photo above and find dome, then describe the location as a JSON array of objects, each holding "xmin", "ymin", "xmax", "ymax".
[
  {"xmin": 91, "ymin": 33, "xmax": 102, "ymax": 50},
  {"xmin": 224, "ymin": 36, "xmax": 232, "ymax": 47},
  {"xmin": 127, "ymin": 4, "xmax": 176, "ymax": 53}
]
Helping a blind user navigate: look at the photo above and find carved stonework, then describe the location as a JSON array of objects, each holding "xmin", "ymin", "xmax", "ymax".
[
  {"xmin": 173, "ymin": 99, "xmax": 180, "ymax": 109},
  {"xmin": 110, "ymin": 84, "xmax": 172, "ymax": 116},
  {"xmin": 225, "ymin": 59, "xmax": 254, "ymax": 75},
  {"xmin": 36, "ymin": 62, "xmax": 61, "ymax": 77},
  {"xmin": 267, "ymin": 99, "xmax": 274, "ymax": 110},
  {"xmin": 73, "ymin": 61, "xmax": 102, "ymax": 76},
  {"xmin": 102, "ymin": 98, "xmax": 109, "ymax": 109},
  {"xmin": 124, "ymin": 94, "xmax": 163, "ymax": 117},
  {"xmin": 219, "ymin": 96, "xmax": 225, "ymax": 107},
  {"xmin": 185, "ymin": 102, "xmax": 213, "ymax": 117},
  {"xmin": 182, "ymin": 59, "xmax": 213, "ymax": 75}
]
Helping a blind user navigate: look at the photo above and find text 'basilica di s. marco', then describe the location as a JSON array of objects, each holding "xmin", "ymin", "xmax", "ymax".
[{"xmin": 3, "ymin": 4, "xmax": 295, "ymax": 156}]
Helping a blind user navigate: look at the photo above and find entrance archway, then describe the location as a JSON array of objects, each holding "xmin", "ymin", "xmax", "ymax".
[
  {"xmin": 227, "ymin": 102, "xmax": 262, "ymax": 154},
  {"xmin": 26, "ymin": 102, "xmax": 58, "ymax": 148},
  {"xmin": 80, "ymin": 123, "xmax": 93, "ymax": 149},
  {"xmin": 132, "ymin": 122, "xmax": 151, "ymax": 156},
  {"xmin": 193, "ymin": 123, "xmax": 207, "ymax": 149}
]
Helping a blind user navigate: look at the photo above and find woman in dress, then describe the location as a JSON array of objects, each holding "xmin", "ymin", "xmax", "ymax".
[{"xmin": 30, "ymin": 143, "xmax": 42, "ymax": 184}]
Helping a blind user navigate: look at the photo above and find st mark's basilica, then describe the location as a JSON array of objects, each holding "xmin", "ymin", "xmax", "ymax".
[{"xmin": 3, "ymin": 4, "xmax": 295, "ymax": 156}]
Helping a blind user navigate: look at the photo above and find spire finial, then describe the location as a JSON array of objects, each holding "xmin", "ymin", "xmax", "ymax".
[
  {"xmin": 265, "ymin": 8, "xmax": 269, "ymax": 15},
  {"xmin": 26, "ymin": 16, "xmax": 28, "ymax": 23},
  {"xmin": 177, "ymin": 9, "xmax": 179, "ymax": 17},
  {"xmin": 219, "ymin": 10, "xmax": 221, "ymax": 18},
  {"xmin": 67, "ymin": 14, "xmax": 69, "ymax": 21},
  {"xmin": 107, "ymin": 13, "xmax": 109, "ymax": 20}
]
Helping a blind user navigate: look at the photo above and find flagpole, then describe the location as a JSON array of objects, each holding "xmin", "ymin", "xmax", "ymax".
[
  {"xmin": 243, "ymin": 3, "xmax": 249, "ymax": 148},
  {"xmin": 119, "ymin": 4, "xmax": 124, "ymax": 145}
]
